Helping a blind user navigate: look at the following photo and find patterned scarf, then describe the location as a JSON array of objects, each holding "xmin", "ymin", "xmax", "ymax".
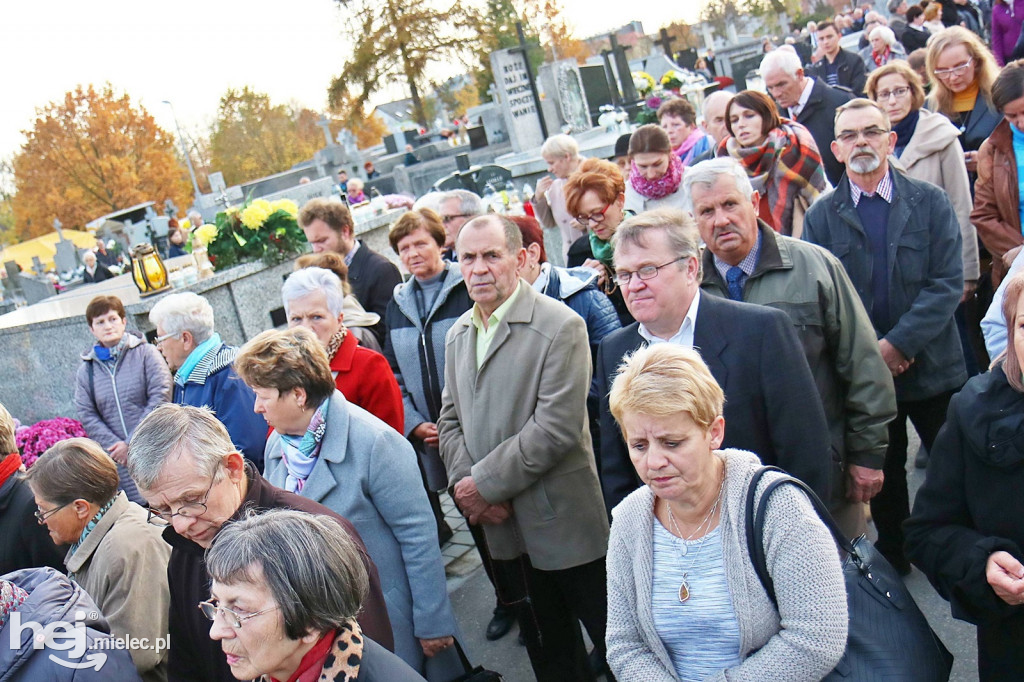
[
  {"xmin": 872, "ymin": 47, "xmax": 893, "ymax": 67},
  {"xmin": 0, "ymin": 580, "xmax": 28, "ymax": 631},
  {"xmin": 629, "ymin": 154, "xmax": 684, "ymax": 200},
  {"xmin": 69, "ymin": 495, "xmax": 117, "ymax": 560},
  {"xmin": 264, "ymin": 620, "xmax": 363, "ymax": 682},
  {"xmin": 723, "ymin": 119, "xmax": 827, "ymax": 236},
  {"xmin": 324, "ymin": 328, "xmax": 348, "ymax": 362},
  {"xmin": 278, "ymin": 398, "xmax": 329, "ymax": 494}
]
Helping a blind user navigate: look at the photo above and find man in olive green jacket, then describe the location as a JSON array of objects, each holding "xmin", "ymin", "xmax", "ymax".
[{"xmin": 686, "ymin": 158, "xmax": 897, "ymax": 537}]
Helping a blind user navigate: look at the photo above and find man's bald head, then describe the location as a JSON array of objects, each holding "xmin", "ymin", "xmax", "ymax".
[{"xmin": 701, "ymin": 91, "xmax": 733, "ymax": 144}]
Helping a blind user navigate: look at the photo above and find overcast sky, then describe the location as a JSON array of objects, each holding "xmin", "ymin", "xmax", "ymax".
[{"xmin": 1, "ymin": 1, "xmax": 698, "ymax": 161}]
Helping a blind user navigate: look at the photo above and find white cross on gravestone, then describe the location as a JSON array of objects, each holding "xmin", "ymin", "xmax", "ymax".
[
  {"xmin": 487, "ymin": 82, "xmax": 501, "ymax": 105},
  {"xmin": 316, "ymin": 116, "xmax": 336, "ymax": 147}
]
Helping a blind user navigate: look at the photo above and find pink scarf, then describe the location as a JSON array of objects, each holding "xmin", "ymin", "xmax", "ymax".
[
  {"xmin": 674, "ymin": 128, "xmax": 707, "ymax": 164},
  {"xmin": 629, "ymin": 154, "xmax": 684, "ymax": 200}
]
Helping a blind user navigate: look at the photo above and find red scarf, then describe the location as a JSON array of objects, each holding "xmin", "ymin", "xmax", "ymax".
[
  {"xmin": 0, "ymin": 453, "xmax": 22, "ymax": 488},
  {"xmin": 873, "ymin": 47, "xmax": 892, "ymax": 67},
  {"xmin": 721, "ymin": 119, "xmax": 827, "ymax": 236},
  {"xmin": 275, "ymin": 629, "xmax": 337, "ymax": 682}
]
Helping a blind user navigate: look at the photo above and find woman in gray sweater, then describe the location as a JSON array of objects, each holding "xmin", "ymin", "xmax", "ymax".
[{"xmin": 605, "ymin": 344, "xmax": 847, "ymax": 681}]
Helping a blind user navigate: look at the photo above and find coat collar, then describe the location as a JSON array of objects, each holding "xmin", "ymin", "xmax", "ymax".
[
  {"xmin": 284, "ymin": 392, "xmax": 351, "ymax": 504},
  {"xmin": 701, "ymin": 221, "xmax": 788, "ymax": 292},
  {"xmin": 392, "ymin": 263, "xmax": 464, "ymax": 330},
  {"xmin": 65, "ymin": 492, "xmax": 130, "ymax": 573}
]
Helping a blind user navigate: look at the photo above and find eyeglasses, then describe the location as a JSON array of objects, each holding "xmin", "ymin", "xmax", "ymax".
[
  {"xmin": 146, "ymin": 474, "xmax": 219, "ymax": 524},
  {"xmin": 613, "ymin": 257, "xmax": 687, "ymax": 286},
  {"xmin": 933, "ymin": 57, "xmax": 973, "ymax": 80},
  {"xmin": 154, "ymin": 331, "xmax": 180, "ymax": 345},
  {"xmin": 198, "ymin": 600, "xmax": 279, "ymax": 629},
  {"xmin": 835, "ymin": 126, "xmax": 891, "ymax": 144},
  {"xmin": 575, "ymin": 203, "xmax": 613, "ymax": 227},
  {"xmin": 441, "ymin": 213, "xmax": 471, "ymax": 225},
  {"xmin": 35, "ymin": 501, "xmax": 72, "ymax": 524},
  {"xmin": 875, "ymin": 86, "xmax": 911, "ymax": 101}
]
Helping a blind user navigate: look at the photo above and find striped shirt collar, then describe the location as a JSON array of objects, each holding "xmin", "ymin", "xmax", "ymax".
[{"xmin": 850, "ymin": 170, "xmax": 893, "ymax": 206}]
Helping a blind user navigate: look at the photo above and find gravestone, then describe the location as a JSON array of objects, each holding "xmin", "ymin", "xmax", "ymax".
[
  {"xmin": 580, "ymin": 64, "xmax": 617, "ymax": 123},
  {"xmin": 538, "ymin": 59, "xmax": 593, "ymax": 135},
  {"xmin": 53, "ymin": 239, "xmax": 78, "ymax": 274},
  {"xmin": 490, "ymin": 48, "xmax": 544, "ymax": 153},
  {"xmin": 466, "ymin": 102, "xmax": 507, "ymax": 145}
]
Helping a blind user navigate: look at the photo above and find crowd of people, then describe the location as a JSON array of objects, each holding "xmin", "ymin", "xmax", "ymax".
[{"xmin": 5, "ymin": 6, "xmax": 1024, "ymax": 680}]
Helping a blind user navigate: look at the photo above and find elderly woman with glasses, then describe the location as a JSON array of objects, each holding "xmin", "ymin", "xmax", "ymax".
[
  {"xmin": 25, "ymin": 438, "xmax": 170, "ymax": 682},
  {"xmin": 203, "ymin": 508, "xmax": 423, "ymax": 682},
  {"xmin": 867, "ymin": 61, "xmax": 979, "ymax": 298},
  {"xmin": 281, "ymin": 267, "xmax": 403, "ymax": 433},
  {"xmin": 605, "ymin": 343, "xmax": 847, "ymax": 680},
  {"xmin": 905, "ymin": 272, "xmax": 1024, "ymax": 679},
  {"xmin": 563, "ymin": 158, "xmax": 635, "ymax": 325},
  {"xmin": 235, "ymin": 328, "xmax": 459, "ymax": 676},
  {"xmin": 927, "ymin": 27, "xmax": 1002, "ymax": 176},
  {"xmin": 75, "ymin": 295, "xmax": 171, "ymax": 504}
]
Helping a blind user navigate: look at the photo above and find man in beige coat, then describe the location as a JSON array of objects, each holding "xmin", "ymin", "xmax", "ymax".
[{"xmin": 438, "ymin": 215, "xmax": 610, "ymax": 681}]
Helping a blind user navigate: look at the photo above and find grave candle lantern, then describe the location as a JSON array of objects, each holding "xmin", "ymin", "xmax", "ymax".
[{"xmin": 130, "ymin": 243, "xmax": 169, "ymax": 297}]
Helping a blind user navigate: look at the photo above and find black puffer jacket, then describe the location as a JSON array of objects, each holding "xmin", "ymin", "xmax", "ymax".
[{"xmin": 905, "ymin": 364, "xmax": 1024, "ymax": 679}]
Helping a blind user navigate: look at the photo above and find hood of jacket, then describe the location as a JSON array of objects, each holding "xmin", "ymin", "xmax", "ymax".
[
  {"xmin": 0, "ymin": 567, "xmax": 112, "ymax": 677},
  {"xmin": 893, "ymin": 109, "xmax": 962, "ymax": 167},
  {"xmin": 342, "ymin": 294, "xmax": 380, "ymax": 329},
  {"xmin": 544, "ymin": 265, "xmax": 599, "ymax": 300},
  {"xmin": 957, "ymin": 364, "xmax": 1024, "ymax": 469},
  {"xmin": 80, "ymin": 330, "xmax": 146, "ymax": 362}
]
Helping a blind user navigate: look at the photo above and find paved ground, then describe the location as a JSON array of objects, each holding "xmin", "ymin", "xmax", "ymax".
[{"xmin": 440, "ymin": 427, "xmax": 980, "ymax": 682}]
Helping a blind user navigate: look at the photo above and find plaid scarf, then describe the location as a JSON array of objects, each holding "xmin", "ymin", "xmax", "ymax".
[
  {"xmin": 629, "ymin": 154, "xmax": 684, "ymax": 200},
  {"xmin": 278, "ymin": 398, "xmax": 329, "ymax": 494},
  {"xmin": 723, "ymin": 120, "xmax": 827, "ymax": 236}
]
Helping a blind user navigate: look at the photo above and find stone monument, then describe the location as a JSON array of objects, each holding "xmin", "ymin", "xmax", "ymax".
[
  {"xmin": 538, "ymin": 59, "xmax": 593, "ymax": 135},
  {"xmin": 490, "ymin": 48, "xmax": 545, "ymax": 153}
]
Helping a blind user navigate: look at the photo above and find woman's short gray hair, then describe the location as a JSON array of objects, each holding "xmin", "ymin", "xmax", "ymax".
[
  {"xmin": 760, "ymin": 47, "xmax": 803, "ymax": 77},
  {"xmin": 149, "ymin": 292, "xmax": 215, "ymax": 344},
  {"xmin": 206, "ymin": 508, "xmax": 368, "ymax": 640},
  {"xmin": 682, "ymin": 158, "xmax": 756, "ymax": 211},
  {"xmin": 541, "ymin": 134, "xmax": 579, "ymax": 160},
  {"xmin": 127, "ymin": 404, "xmax": 236, "ymax": 490},
  {"xmin": 281, "ymin": 267, "xmax": 345, "ymax": 318},
  {"xmin": 611, "ymin": 208, "xmax": 702, "ymax": 279},
  {"xmin": 870, "ymin": 25, "xmax": 897, "ymax": 47}
]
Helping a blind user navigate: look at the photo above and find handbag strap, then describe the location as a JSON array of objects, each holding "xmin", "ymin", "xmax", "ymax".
[
  {"xmin": 451, "ymin": 637, "xmax": 475, "ymax": 672},
  {"xmin": 744, "ymin": 465, "xmax": 854, "ymax": 606}
]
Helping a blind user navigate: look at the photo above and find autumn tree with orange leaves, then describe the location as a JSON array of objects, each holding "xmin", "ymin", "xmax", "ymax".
[{"xmin": 11, "ymin": 84, "xmax": 191, "ymax": 240}]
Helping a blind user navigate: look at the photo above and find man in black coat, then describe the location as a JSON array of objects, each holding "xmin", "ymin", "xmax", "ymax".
[
  {"xmin": 762, "ymin": 47, "xmax": 854, "ymax": 186},
  {"xmin": 127, "ymin": 404, "xmax": 394, "ymax": 682},
  {"xmin": 807, "ymin": 20, "xmax": 867, "ymax": 95},
  {"xmin": 299, "ymin": 197, "xmax": 402, "ymax": 344},
  {"xmin": 593, "ymin": 208, "xmax": 833, "ymax": 513}
]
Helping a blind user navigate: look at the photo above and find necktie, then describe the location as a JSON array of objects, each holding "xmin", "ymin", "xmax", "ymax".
[{"xmin": 726, "ymin": 266, "xmax": 744, "ymax": 301}]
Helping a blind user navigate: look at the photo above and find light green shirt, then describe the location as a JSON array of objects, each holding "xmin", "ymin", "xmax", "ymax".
[{"xmin": 473, "ymin": 280, "xmax": 523, "ymax": 368}]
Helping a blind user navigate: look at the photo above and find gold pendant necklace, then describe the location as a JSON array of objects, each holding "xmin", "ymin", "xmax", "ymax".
[{"xmin": 666, "ymin": 472, "xmax": 725, "ymax": 604}]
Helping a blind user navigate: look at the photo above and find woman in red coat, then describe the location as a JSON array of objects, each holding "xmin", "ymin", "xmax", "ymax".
[{"xmin": 281, "ymin": 266, "xmax": 403, "ymax": 432}]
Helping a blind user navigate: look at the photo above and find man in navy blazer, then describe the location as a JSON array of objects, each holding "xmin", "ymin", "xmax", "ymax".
[{"xmin": 594, "ymin": 208, "xmax": 833, "ymax": 513}]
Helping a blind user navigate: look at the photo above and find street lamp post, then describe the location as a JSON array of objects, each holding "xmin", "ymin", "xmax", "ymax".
[{"xmin": 162, "ymin": 100, "xmax": 201, "ymax": 200}]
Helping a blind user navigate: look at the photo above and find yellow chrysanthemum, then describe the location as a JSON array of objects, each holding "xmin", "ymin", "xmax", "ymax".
[
  {"xmin": 240, "ymin": 201, "xmax": 272, "ymax": 230},
  {"xmin": 194, "ymin": 223, "xmax": 219, "ymax": 247},
  {"xmin": 270, "ymin": 198, "xmax": 298, "ymax": 217}
]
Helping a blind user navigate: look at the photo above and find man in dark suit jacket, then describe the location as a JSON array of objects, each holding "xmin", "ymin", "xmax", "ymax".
[
  {"xmin": 299, "ymin": 197, "xmax": 402, "ymax": 343},
  {"xmin": 593, "ymin": 208, "xmax": 832, "ymax": 513},
  {"xmin": 762, "ymin": 48, "xmax": 853, "ymax": 186},
  {"xmin": 807, "ymin": 21, "xmax": 867, "ymax": 95}
]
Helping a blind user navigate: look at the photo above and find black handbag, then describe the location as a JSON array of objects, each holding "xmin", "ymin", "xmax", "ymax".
[
  {"xmin": 745, "ymin": 466, "xmax": 953, "ymax": 681},
  {"xmin": 445, "ymin": 639, "xmax": 504, "ymax": 682}
]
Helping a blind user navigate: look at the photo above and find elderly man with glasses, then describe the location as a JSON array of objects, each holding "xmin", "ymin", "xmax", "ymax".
[
  {"xmin": 592, "ymin": 208, "xmax": 833, "ymax": 514},
  {"xmin": 127, "ymin": 404, "xmax": 393, "ymax": 682},
  {"xmin": 438, "ymin": 189, "xmax": 484, "ymax": 261},
  {"xmin": 803, "ymin": 98, "xmax": 967, "ymax": 575},
  {"xmin": 149, "ymin": 292, "xmax": 268, "ymax": 470}
]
